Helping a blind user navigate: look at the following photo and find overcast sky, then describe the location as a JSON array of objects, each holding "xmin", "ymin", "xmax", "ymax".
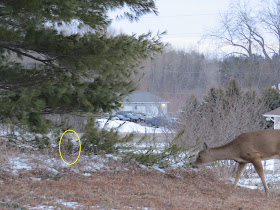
[{"xmin": 111, "ymin": 0, "xmax": 232, "ymax": 53}]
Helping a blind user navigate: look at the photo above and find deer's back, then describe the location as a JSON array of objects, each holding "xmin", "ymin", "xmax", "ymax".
[{"xmin": 231, "ymin": 129, "xmax": 280, "ymax": 160}]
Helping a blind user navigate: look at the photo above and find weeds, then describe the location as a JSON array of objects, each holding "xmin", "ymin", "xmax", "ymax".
[
  {"xmin": 34, "ymin": 136, "xmax": 50, "ymax": 150},
  {"xmin": 40, "ymin": 172, "xmax": 62, "ymax": 181}
]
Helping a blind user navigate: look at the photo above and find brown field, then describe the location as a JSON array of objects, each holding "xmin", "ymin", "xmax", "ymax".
[
  {"xmin": 1, "ymin": 143, "xmax": 280, "ymax": 209},
  {"xmin": 1, "ymin": 166, "xmax": 280, "ymax": 209}
]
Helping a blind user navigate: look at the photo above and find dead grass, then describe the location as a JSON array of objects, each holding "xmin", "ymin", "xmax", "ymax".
[
  {"xmin": 1, "ymin": 166, "xmax": 280, "ymax": 209},
  {"xmin": 1, "ymin": 145, "xmax": 280, "ymax": 209}
]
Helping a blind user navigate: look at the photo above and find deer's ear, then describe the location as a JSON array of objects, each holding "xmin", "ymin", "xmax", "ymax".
[{"xmin": 203, "ymin": 142, "xmax": 208, "ymax": 151}]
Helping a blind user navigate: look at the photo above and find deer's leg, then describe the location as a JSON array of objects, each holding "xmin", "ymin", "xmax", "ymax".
[
  {"xmin": 232, "ymin": 162, "xmax": 246, "ymax": 190},
  {"xmin": 252, "ymin": 159, "xmax": 269, "ymax": 197}
]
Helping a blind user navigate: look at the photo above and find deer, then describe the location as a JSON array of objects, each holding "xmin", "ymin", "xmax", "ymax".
[{"xmin": 192, "ymin": 129, "xmax": 280, "ymax": 197}]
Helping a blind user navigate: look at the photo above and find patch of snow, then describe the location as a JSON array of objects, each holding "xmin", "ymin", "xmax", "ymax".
[
  {"xmin": 30, "ymin": 177, "xmax": 41, "ymax": 181},
  {"xmin": 47, "ymin": 168, "xmax": 59, "ymax": 174},
  {"xmin": 97, "ymin": 119, "xmax": 174, "ymax": 133},
  {"xmin": 262, "ymin": 160, "xmax": 275, "ymax": 171},
  {"xmin": 9, "ymin": 157, "xmax": 32, "ymax": 175},
  {"xmin": 28, "ymin": 205, "xmax": 55, "ymax": 210},
  {"xmin": 3, "ymin": 154, "xmax": 61, "ymax": 176},
  {"xmin": 106, "ymin": 153, "xmax": 121, "ymax": 161},
  {"xmin": 27, "ymin": 197, "xmax": 86, "ymax": 210},
  {"xmin": 123, "ymin": 206, "xmax": 150, "ymax": 210},
  {"xmin": 56, "ymin": 199, "xmax": 83, "ymax": 209},
  {"xmin": 71, "ymin": 168, "xmax": 80, "ymax": 173},
  {"xmin": 78, "ymin": 155, "xmax": 111, "ymax": 172},
  {"xmin": 80, "ymin": 162, "xmax": 106, "ymax": 172},
  {"xmin": 152, "ymin": 165, "xmax": 166, "ymax": 173},
  {"xmin": 237, "ymin": 184, "xmax": 258, "ymax": 190},
  {"xmin": 120, "ymin": 142, "xmax": 168, "ymax": 149},
  {"xmin": 139, "ymin": 164, "xmax": 148, "ymax": 170},
  {"xmin": 226, "ymin": 162, "xmax": 280, "ymax": 191}
]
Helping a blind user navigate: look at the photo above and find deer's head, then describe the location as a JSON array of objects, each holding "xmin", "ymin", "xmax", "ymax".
[{"xmin": 193, "ymin": 142, "xmax": 214, "ymax": 168}]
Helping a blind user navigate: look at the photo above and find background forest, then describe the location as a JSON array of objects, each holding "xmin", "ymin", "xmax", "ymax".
[{"xmin": 137, "ymin": 49, "xmax": 280, "ymax": 113}]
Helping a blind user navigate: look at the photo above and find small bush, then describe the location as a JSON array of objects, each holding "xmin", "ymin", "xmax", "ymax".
[
  {"xmin": 41, "ymin": 172, "xmax": 62, "ymax": 181},
  {"xmin": 81, "ymin": 118, "xmax": 134, "ymax": 154},
  {"xmin": 178, "ymin": 79, "xmax": 268, "ymax": 147},
  {"xmin": 125, "ymin": 143, "xmax": 192, "ymax": 169},
  {"xmin": 34, "ymin": 136, "xmax": 50, "ymax": 150},
  {"xmin": 125, "ymin": 150, "xmax": 168, "ymax": 168}
]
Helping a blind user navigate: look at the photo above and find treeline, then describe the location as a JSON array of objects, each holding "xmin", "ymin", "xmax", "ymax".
[
  {"xmin": 136, "ymin": 49, "xmax": 280, "ymax": 112},
  {"xmin": 220, "ymin": 55, "xmax": 280, "ymax": 88}
]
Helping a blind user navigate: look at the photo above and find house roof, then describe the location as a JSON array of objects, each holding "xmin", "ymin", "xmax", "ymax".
[
  {"xmin": 263, "ymin": 107, "xmax": 280, "ymax": 117},
  {"xmin": 122, "ymin": 91, "xmax": 169, "ymax": 103}
]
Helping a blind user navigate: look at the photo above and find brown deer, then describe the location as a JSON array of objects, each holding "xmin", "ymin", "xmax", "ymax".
[{"xmin": 193, "ymin": 129, "xmax": 280, "ymax": 196}]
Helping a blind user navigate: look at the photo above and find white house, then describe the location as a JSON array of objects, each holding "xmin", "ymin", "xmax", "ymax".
[
  {"xmin": 263, "ymin": 107, "xmax": 280, "ymax": 129},
  {"xmin": 263, "ymin": 107, "xmax": 280, "ymax": 173},
  {"xmin": 119, "ymin": 91, "xmax": 169, "ymax": 116}
]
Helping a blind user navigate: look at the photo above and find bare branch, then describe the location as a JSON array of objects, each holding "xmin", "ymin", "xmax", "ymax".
[
  {"xmin": 259, "ymin": 0, "xmax": 280, "ymax": 56},
  {"xmin": 205, "ymin": 0, "xmax": 280, "ymax": 60}
]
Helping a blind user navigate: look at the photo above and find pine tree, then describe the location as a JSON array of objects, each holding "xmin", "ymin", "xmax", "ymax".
[
  {"xmin": 261, "ymin": 87, "xmax": 280, "ymax": 111},
  {"xmin": 0, "ymin": 0, "xmax": 164, "ymax": 133},
  {"xmin": 225, "ymin": 79, "xmax": 241, "ymax": 98}
]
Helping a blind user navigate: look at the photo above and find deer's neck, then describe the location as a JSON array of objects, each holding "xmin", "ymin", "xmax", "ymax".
[{"xmin": 209, "ymin": 144, "xmax": 237, "ymax": 161}]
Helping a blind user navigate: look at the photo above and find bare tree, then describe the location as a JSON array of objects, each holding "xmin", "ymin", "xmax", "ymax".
[
  {"xmin": 209, "ymin": 0, "xmax": 280, "ymax": 60},
  {"xmin": 260, "ymin": 0, "xmax": 280, "ymax": 56}
]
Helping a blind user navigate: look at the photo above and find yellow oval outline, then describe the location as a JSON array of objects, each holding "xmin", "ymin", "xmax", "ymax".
[{"xmin": 59, "ymin": 129, "xmax": 81, "ymax": 165}]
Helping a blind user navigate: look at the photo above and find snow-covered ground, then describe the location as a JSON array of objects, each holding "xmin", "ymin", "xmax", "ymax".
[
  {"xmin": 1, "ymin": 152, "xmax": 124, "ymax": 177},
  {"xmin": 1, "ymin": 152, "xmax": 127, "ymax": 209},
  {"xmin": 97, "ymin": 118, "xmax": 174, "ymax": 134},
  {"xmin": 3, "ymin": 149, "xmax": 280, "ymax": 190},
  {"xmin": 2, "ymin": 146, "xmax": 280, "ymax": 209}
]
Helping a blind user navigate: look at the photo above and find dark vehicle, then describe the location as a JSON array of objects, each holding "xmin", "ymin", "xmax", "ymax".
[
  {"xmin": 145, "ymin": 117, "xmax": 175, "ymax": 127},
  {"xmin": 131, "ymin": 112, "xmax": 152, "ymax": 122},
  {"xmin": 117, "ymin": 114, "xmax": 130, "ymax": 121},
  {"xmin": 124, "ymin": 113, "xmax": 139, "ymax": 122},
  {"xmin": 132, "ymin": 113, "xmax": 146, "ymax": 122},
  {"xmin": 140, "ymin": 112, "xmax": 152, "ymax": 119},
  {"xmin": 116, "ymin": 111, "xmax": 139, "ymax": 122}
]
